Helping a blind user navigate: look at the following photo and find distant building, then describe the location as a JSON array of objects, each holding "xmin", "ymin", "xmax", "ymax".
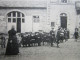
[{"xmin": 0, "ymin": 0, "xmax": 80, "ymax": 35}]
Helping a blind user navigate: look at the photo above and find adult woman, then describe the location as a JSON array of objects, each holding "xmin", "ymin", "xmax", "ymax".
[
  {"xmin": 5, "ymin": 26, "xmax": 19, "ymax": 55},
  {"xmin": 74, "ymin": 28, "xmax": 79, "ymax": 42}
]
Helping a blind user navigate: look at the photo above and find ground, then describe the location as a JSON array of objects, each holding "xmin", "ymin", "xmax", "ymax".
[{"xmin": 0, "ymin": 39, "xmax": 80, "ymax": 60}]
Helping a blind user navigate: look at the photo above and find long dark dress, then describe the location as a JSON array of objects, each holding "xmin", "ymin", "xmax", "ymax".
[
  {"xmin": 5, "ymin": 29, "xmax": 19, "ymax": 55},
  {"xmin": 74, "ymin": 32, "xmax": 78, "ymax": 39}
]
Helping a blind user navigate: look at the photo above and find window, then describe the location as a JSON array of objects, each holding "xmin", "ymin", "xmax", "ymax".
[
  {"xmin": 8, "ymin": 18, "xmax": 11, "ymax": 22},
  {"xmin": 51, "ymin": 22, "xmax": 55, "ymax": 27},
  {"xmin": 7, "ymin": 11, "xmax": 25, "ymax": 23},
  {"xmin": 22, "ymin": 14, "xmax": 24, "ymax": 17},
  {"xmin": 8, "ymin": 13, "xmax": 11, "ymax": 17},
  {"xmin": 22, "ymin": 18, "xmax": 25, "ymax": 23},
  {"xmin": 33, "ymin": 16, "xmax": 39, "ymax": 23},
  {"xmin": 17, "ymin": 12, "xmax": 20, "ymax": 17},
  {"xmin": 13, "ymin": 11, "xmax": 16, "ymax": 17},
  {"xmin": 13, "ymin": 18, "xmax": 16, "ymax": 23},
  {"xmin": 61, "ymin": 0, "xmax": 67, "ymax": 3}
]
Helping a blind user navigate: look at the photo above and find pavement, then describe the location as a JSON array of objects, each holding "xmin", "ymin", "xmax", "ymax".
[{"xmin": 0, "ymin": 39, "xmax": 80, "ymax": 60}]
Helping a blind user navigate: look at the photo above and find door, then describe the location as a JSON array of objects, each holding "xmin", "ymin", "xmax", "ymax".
[
  {"xmin": 17, "ymin": 18, "xmax": 21, "ymax": 32},
  {"xmin": 60, "ymin": 16, "xmax": 67, "ymax": 29}
]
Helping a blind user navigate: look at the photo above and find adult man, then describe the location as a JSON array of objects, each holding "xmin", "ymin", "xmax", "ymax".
[
  {"xmin": 56, "ymin": 28, "xmax": 61, "ymax": 48},
  {"xmin": 50, "ymin": 28, "xmax": 55, "ymax": 47}
]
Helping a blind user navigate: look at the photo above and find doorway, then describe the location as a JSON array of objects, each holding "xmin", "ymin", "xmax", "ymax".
[
  {"xmin": 7, "ymin": 11, "xmax": 25, "ymax": 33},
  {"xmin": 60, "ymin": 13, "xmax": 67, "ymax": 29},
  {"xmin": 17, "ymin": 18, "xmax": 21, "ymax": 33}
]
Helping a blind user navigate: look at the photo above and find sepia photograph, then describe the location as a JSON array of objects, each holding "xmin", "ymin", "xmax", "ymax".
[{"xmin": 0, "ymin": 0, "xmax": 80, "ymax": 60}]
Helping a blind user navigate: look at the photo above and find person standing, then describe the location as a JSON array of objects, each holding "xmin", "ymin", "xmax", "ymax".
[
  {"xmin": 17, "ymin": 33, "xmax": 22, "ymax": 47},
  {"xmin": 60, "ymin": 28, "xmax": 64, "ymax": 43},
  {"xmin": 37, "ymin": 32, "xmax": 42, "ymax": 46},
  {"xmin": 64, "ymin": 29, "xmax": 68, "ymax": 42},
  {"xmin": 56, "ymin": 28, "xmax": 61, "ymax": 48},
  {"xmin": 67, "ymin": 29, "xmax": 70, "ymax": 39},
  {"xmin": 5, "ymin": 26, "xmax": 19, "ymax": 55},
  {"xmin": 1, "ymin": 33, "xmax": 6, "ymax": 48},
  {"xmin": 50, "ymin": 28, "xmax": 55, "ymax": 47},
  {"xmin": 74, "ymin": 28, "xmax": 79, "ymax": 42}
]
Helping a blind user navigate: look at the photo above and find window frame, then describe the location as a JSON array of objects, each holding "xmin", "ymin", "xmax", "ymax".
[
  {"xmin": 33, "ymin": 16, "xmax": 40, "ymax": 23},
  {"xmin": 7, "ymin": 11, "xmax": 25, "ymax": 23},
  {"xmin": 61, "ymin": 0, "xmax": 67, "ymax": 3},
  {"xmin": 22, "ymin": 18, "xmax": 25, "ymax": 23},
  {"xmin": 13, "ymin": 18, "xmax": 16, "ymax": 23},
  {"xmin": 8, "ymin": 18, "xmax": 11, "ymax": 23}
]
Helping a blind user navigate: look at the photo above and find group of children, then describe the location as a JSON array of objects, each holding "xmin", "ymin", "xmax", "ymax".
[{"xmin": 0, "ymin": 27, "xmax": 79, "ymax": 48}]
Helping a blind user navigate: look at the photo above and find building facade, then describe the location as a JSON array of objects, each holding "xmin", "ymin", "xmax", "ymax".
[{"xmin": 0, "ymin": 0, "xmax": 80, "ymax": 35}]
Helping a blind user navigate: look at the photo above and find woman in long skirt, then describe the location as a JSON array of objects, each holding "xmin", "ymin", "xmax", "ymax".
[
  {"xmin": 5, "ymin": 26, "xmax": 19, "ymax": 55},
  {"xmin": 74, "ymin": 28, "xmax": 79, "ymax": 42}
]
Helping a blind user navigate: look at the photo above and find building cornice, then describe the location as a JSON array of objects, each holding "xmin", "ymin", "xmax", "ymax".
[{"xmin": 0, "ymin": 6, "xmax": 47, "ymax": 9}]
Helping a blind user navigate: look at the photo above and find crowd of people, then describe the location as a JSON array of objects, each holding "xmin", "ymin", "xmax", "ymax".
[
  {"xmin": 0, "ymin": 26, "xmax": 79, "ymax": 55},
  {"xmin": 15, "ymin": 27, "xmax": 70, "ymax": 48}
]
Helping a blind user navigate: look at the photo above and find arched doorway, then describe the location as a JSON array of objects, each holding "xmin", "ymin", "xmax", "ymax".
[
  {"xmin": 60, "ymin": 13, "xmax": 67, "ymax": 29},
  {"xmin": 7, "ymin": 11, "xmax": 25, "ymax": 32}
]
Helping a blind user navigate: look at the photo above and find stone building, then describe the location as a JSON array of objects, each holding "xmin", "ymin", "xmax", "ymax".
[{"xmin": 0, "ymin": 0, "xmax": 80, "ymax": 35}]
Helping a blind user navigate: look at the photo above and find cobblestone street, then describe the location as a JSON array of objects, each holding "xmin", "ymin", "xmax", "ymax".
[{"xmin": 0, "ymin": 39, "xmax": 80, "ymax": 60}]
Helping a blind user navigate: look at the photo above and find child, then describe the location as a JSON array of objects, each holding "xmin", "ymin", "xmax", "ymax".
[{"xmin": 1, "ymin": 34, "xmax": 6, "ymax": 48}]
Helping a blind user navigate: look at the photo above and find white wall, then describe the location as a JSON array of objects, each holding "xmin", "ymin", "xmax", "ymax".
[
  {"xmin": 0, "ymin": 0, "xmax": 79, "ymax": 34},
  {"xmin": 2, "ymin": 9, "xmax": 47, "ymax": 33},
  {"xmin": 49, "ymin": 4, "xmax": 77, "ymax": 34}
]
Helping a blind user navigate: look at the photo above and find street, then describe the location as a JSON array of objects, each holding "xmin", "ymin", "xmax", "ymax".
[{"xmin": 0, "ymin": 39, "xmax": 80, "ymax": 60}]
